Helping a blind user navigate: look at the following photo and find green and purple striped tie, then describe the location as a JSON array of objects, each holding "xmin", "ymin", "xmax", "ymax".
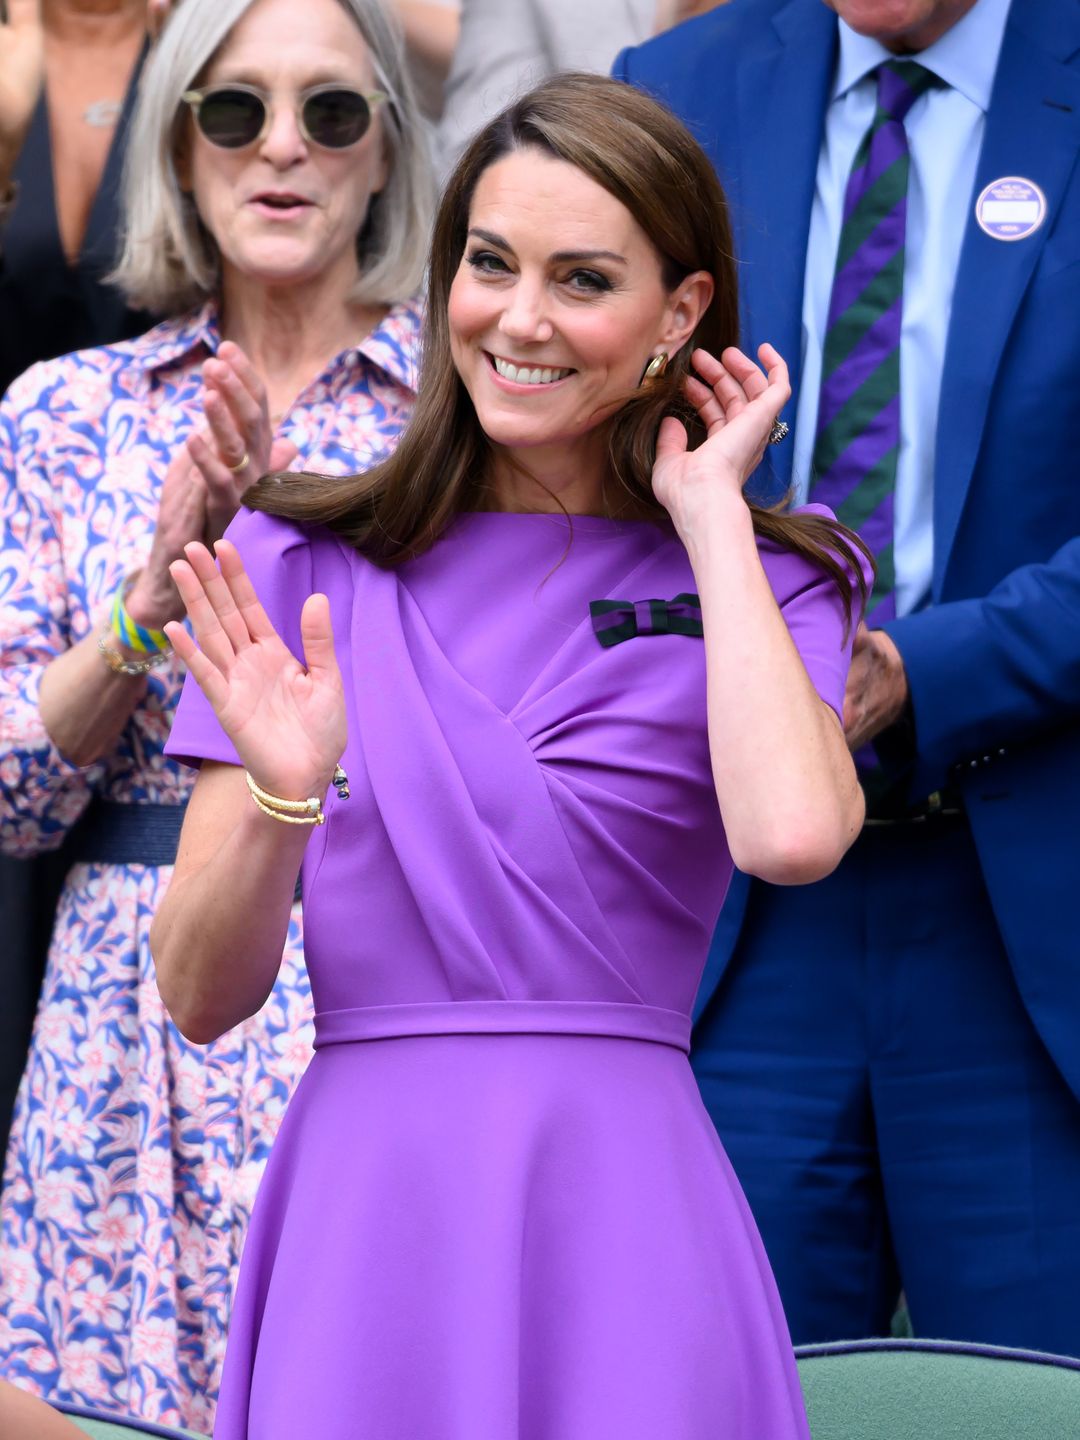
[{"xmin": 811, "ymin": 60, "xmax": 939, "ymax": 623}]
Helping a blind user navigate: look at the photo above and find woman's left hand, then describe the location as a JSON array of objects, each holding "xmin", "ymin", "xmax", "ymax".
[
  {"xmin": 651, "ymin": 342, "xmax": 790, "ymax": 537},
  {"xmin": 189, "ymin": 341, "xmax": 298, "ymax": 545}
]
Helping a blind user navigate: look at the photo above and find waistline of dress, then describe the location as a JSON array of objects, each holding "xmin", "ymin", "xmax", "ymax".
[{"xmin": 312, "ymin": 1000, "xmax": 691, "ymax": 1054}]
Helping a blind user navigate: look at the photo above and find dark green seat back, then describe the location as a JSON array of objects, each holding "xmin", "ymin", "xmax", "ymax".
[
  {"xmin": 56, "ymin": 1402, "xmax": 204, "ymax": 1440},
  {"xmin": 796, "ymin": 1339, "xmax": 1080, "ymax": 1440},
  {"xmin": 55, "ymin": 1340, "xmax": 1080, "ymax": 1438}
]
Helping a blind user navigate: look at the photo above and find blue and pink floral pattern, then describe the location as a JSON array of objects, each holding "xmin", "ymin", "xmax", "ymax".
[{"xmin": 0, "ymin": 300, "xmax": 422, "ymax": 1432}]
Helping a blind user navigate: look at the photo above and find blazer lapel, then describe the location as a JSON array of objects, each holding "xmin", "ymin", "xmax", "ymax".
[
  {"xmin": 934, "ymin": 0, "xmax": 1080, "ymax": 589},
  {"xmin": 734, "ymin": 0, "xmax": 837, "ymax": 501}
]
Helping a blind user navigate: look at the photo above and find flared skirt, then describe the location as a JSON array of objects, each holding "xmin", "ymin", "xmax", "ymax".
[{"xmin": 214, "ymin": 1019, "xmax": 809, "ymax": 1439}]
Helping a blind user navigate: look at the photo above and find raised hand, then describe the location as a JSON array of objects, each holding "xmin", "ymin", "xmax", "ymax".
[
  {"xmin": 0, "ymin": 0, "xmax": 44, "ymax": 187},
  {"xmin": 125, "ymin": 442, "xmax": 209, "ymax": 631},
  {"xmin": 165, "ymin": 540, "xmax": 347, "ymax": 802},
  {"xmin": 189, "ymin": 341, "xmax": 298, "ymax": 545},
  {"xmin": 651, "ymin": 342, "xmax": 790, "ymax": 538}
]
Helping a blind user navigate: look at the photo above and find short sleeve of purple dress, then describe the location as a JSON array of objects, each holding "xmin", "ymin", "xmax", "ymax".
[{"xmin": 166, "ymin": 501, "xmax": 859, "ymax": 1440}]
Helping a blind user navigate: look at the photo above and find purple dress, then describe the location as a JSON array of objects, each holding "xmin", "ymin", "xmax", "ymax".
[{"xmin": 166, "ymin": 502, "xmax": 856, "ymax": 1440}]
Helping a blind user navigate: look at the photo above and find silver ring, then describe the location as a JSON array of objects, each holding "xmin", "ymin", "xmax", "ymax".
[{"xmin": 768, "ymin": 420, "xmax": 789, "ymax": 446}]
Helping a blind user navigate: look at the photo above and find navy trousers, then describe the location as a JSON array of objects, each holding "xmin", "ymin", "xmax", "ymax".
[{"xmin": 693, "ymin": 817, "xmax": 1080, "ymax": 1354}]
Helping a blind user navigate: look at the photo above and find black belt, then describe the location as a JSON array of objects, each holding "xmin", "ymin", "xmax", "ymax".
[
  {"xmin": 67, "ymin": 799, "xmax": 303, "ymax": 901},
  {"xmin": 68, "ymin": 799, "xmax": 188, "ymax": 866}
]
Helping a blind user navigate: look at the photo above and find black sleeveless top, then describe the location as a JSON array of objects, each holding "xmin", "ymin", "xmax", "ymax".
[{"xmin": 0, "ymin": 42, "xmax": 154, "ymax": 396}]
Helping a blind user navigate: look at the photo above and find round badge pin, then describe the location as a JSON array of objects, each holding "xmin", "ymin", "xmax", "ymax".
[{"xmin": 975, "ymin": 176, "xmax": 1047, "ymax": 242}]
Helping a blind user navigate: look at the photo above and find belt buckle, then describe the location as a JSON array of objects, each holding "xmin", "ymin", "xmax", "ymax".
[{"xmin": 863, "ymin": 789, "xmax": 964, "ymax": 828}]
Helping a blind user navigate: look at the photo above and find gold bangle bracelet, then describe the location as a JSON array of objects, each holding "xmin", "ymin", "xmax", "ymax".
[
  {"xmin": 248, "ymin": 790, "xmax": 325, "ymax": 826},
  {"xmin": 244, "ymin": 770, "xmax": 325, "ymax": 825}
]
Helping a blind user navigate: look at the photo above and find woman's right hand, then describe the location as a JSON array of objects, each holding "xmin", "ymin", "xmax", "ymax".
[
  {"xmin": 125, "ymin": 442, "xmax": 210, "ymax": 630},
  {"xmin": 165, "ymin": 540, "xmax": 347, "ymax": 802},
  {"xmin": 0, "ymin": 0, "xmax": 44, "ymax": 187}
]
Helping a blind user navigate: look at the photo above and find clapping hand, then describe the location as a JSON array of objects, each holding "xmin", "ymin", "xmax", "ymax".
[
  {"xmin": 128, "ymin": 346, "xmax": 296, "ymax": 632},
  {"xmin": 0, "ymin": 0, "xmax": 44, "ymax": 186},
  {"xmin": 188, "ymin": 342, "xmax": 298, "ymax": 546},
  {"xmin": 651, "ymin": 343, "xmax": 790, "ymax": 538},
  {"xmin": 165, "ymin": 541, "xmax": 347, "ymax": 802}
]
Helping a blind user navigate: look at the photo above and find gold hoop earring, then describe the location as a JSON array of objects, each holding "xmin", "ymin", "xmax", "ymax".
[{"xmin": 641, "ymin": 352, "xmax": 669, "ymax": 384}]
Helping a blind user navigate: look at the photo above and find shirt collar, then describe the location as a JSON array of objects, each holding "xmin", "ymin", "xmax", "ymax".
[
  {"xmin": 129, "ymin": 295, "xmax": 422, "ymax": 393},
  {"xmin": 352, "ymin": 297, "xmax": 423, "ymax": 394},
  {"xmin": 833, "ymin": 0, "xmax": 1013, "ymax": 114},
  {"xmin": 130, "ymin": 302, "xmax": 221, "ymax": 373}
]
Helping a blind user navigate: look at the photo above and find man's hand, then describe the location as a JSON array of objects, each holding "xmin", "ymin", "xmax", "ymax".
[
  {"xmin": 0, "ymin": 0, "xmax": 44, "ymax": 188},
  {"xmin": 843, "ymin": 624, "xmax": 909, "ymax": 752}
]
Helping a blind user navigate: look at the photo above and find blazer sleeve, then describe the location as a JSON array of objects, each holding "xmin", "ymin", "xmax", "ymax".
[
  {"xmin": 534, "ymin": 0, "xmax": 653, "ymax": 72},
  {"xmin": 436, "ymin": 0, "xmax": 545, "ymax": 179},
  {"xmin": 885, "ymin": 534, "xmax": 1080, "ymax": 794}
]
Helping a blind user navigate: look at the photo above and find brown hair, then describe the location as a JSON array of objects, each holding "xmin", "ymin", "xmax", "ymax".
[{"xmin": 248, "ymin": 73, "xmax": 870, "ymax": 621}]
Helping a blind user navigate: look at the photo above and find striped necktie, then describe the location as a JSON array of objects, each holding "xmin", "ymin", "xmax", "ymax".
[{"xmin": 810, "ymin": 60, "xmax": 939, "ymax": 623}]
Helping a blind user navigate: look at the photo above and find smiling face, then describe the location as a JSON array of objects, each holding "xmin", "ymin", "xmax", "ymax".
[
  {"xmin": 183, "ymin": 0, "xmax": 388, "ymax": 296},
  {"xmin": 447, "ymin": 148, "xmax": 711, "ymax": 507}
]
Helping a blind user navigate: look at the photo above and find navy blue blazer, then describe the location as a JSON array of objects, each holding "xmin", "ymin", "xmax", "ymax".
[{"xmin": 615, "ymin": 0, "xmax": 1080, "ymax": 1098}]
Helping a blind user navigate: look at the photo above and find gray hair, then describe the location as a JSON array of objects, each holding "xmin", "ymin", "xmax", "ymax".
[{"xmin": 112, "ymin": 0, "xmax": 434, "ymax": 313}]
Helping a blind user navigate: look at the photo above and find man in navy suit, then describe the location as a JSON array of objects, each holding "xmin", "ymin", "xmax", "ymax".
[{"xmin": 615, "ymin": 0, "xmax": 1080, "ymax": 1351}]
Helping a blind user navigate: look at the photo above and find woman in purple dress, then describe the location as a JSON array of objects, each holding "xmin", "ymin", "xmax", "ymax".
[{"xmin": 154, "ymin": 74, "xmax": 869, "ymax": 1439}]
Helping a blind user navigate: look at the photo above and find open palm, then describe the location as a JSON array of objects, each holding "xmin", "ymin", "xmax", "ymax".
[
  {"xmin": 165, "ymin": 540, "xmax": 346, "ymax": 801},
  {"xmin": 651, "ymin": 343, "xmax": 790, "ymax": 527}
]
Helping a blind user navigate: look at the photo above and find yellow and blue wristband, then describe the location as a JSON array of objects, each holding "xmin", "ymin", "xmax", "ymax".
[{"xmin": 110, "ymin": 579, "xmax": 171, "ymax": 656}]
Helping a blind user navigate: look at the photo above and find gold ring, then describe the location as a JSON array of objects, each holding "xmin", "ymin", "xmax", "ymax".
[{"xmin": 227, "ymin": 450, "xmax": 250, "ymax": 474}]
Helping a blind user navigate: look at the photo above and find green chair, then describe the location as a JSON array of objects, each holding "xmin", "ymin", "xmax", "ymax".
[
  {"xmin": 796, "ymin": 1338, "xmax": 1080, "ymax": 1440},
  {"xmin": 55, "ymin": 1402, "xmax": 205, "ymax": 1440}
]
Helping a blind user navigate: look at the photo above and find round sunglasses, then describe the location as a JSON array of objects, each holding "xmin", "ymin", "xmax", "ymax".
[{"xmin": 181, "ymin": 83, "xmax": 387, "ymax": 151}]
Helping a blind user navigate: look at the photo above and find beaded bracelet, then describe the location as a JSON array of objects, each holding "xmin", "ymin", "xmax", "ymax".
[{"xmin": 110, "ymin": 574, "xmax": 171, "ymax": 656}]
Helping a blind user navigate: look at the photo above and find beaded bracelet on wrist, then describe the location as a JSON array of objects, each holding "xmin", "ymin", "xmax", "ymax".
[{"xmin": 110, "ymin": 574, "xmax": 171, "ymax": 655}]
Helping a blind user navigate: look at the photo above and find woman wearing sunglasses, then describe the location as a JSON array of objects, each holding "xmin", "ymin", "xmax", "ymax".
[{"xmin": 0, "ymin": 0, "xmax": 432, "ymax": 1429}]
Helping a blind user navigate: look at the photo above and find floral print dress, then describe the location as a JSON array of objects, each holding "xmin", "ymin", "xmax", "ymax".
[{"xmin": 0, "ymin": 300, "xmax": 422, "ymax": 1432}]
